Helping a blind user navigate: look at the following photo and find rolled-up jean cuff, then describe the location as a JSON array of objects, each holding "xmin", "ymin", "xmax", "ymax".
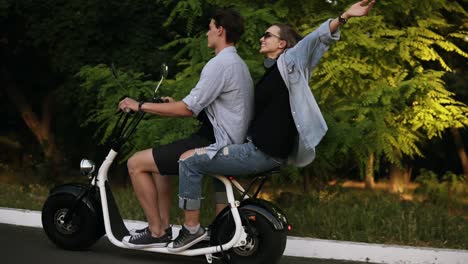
[
  {"xmin": 215, "ymin": 192, "xmax": 228, "ymax": 204},
  {"xmin": 178, "ymin": 196, "xmax": 201, "ymax": 210}
]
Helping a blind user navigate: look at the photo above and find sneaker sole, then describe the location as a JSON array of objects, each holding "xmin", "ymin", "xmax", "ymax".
[
  {"xmin": 129, "ymin": 227, "xmax": 173, "ymax": 238},
  {"xmin": 167, "ymin": 232, "xmax": 208, "ymax": 253},
  {"xmin": 129, "ymin": 230, "xmax": 172, "ymax": 239},
  {"xmin": 122, "ymin": 239, "xmax": 168, "ymax": 249}
]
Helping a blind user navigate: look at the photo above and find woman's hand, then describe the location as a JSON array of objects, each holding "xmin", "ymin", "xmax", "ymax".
[
  {"xmin": 342, "ymin": 0, "xmax": 376, "ymax": 19},
  {"xmin": 329, "ymin": 0, "xmax": 375, "ymax": 33},
  {"xmin": 118, "ymin": 97, "xmax": 138, "ymax": 112}
]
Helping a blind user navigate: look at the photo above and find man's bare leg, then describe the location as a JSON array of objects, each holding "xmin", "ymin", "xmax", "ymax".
[
  {"xmin": 154, "ymin": 173, "xmax": 172, "ymax": 229},
  {"xmin": 127, "ymin": 149, "xmax": 166, "ymax": 237}
]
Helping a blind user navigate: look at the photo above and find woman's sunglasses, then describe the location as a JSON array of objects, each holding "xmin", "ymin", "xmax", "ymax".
[{"xmin": 261, "ymin": 32, "xmax": 281, "ymax": 39}]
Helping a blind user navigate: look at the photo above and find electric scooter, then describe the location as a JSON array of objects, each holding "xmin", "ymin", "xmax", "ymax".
[{"xmin": 41, "ymin": 64, "xmax": 290, "ymax": 264}]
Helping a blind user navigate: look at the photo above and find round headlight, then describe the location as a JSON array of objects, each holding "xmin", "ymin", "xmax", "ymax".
[{"xmin": 80, "ymin": 159, "xmax": 95, "ymax": 175}]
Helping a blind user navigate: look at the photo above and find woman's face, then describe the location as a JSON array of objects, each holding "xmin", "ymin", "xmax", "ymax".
[{"xmin": 259, "ymin": 25, "xmax": 284, "ymax": 58}]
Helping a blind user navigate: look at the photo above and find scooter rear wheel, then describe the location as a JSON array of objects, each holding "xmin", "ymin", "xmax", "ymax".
[
  {"xmin": 42, "ymin": 193, "xmax": 103, "ymax": 250},
  {"xmin": 211, "ymin": 212, "xmax": 287, "ymax": 264}
]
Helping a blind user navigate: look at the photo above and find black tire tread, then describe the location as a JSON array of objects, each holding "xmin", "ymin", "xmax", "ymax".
[{"xmin": 41, "ymin": 194, "xmax": 102, "ymax": 250}]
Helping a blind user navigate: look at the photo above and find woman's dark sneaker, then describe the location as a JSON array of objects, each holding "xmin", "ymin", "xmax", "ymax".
[
  {"xmin": 168, "ymin": 225, "xmax": 207, "ymax": 252},
  {"xmin": 129, "ymin": 226, "xmax": 172, "ymax": 239},
  {"xmin": 122, "ymin": 227, "xmax": 171, "ymax": 248}
]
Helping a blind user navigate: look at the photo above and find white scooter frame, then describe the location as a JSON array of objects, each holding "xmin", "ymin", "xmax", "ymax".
[{"xmin": 96, "ymin": 150, "xmax": 250, "ymax": 263}]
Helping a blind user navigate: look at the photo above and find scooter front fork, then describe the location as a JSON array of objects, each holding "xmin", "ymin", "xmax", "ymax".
[{"xmin": 63, "ymin": 188, "xmax": 90, "ymax": 224}]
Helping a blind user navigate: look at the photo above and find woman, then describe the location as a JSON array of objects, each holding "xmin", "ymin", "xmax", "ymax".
[{"xmin": 170, "ymin": 0, "xmax": 376, "ymax": 252}]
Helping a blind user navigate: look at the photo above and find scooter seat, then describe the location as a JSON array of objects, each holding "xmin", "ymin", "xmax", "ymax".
[{"xmin": 226, "ymin": 167, "xmax": 281, "ymax": 178}]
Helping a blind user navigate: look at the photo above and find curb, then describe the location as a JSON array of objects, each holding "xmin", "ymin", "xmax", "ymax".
[{"xmin": 1, "ymin": 207, "xmax": 467, "ymax": 264}]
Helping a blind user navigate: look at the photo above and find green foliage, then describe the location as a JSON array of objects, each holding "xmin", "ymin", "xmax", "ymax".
[
  {"xmin": 76, "ymin": 64, "xmax": 200, "ymax": 159},
  {"xmin": 414, "ymin": 169, "xmax": 467, "ymax": 204},
  {"xmin": 9, "ymin": 0, "xmax": 175, "ymax": 74},
  {"xmin": 308, "ymin": 1, "xmax": 468, "ymax": 178},
  {"xmin": 0, "ymin": 0, "xmax": 12, "ymax": 17}
]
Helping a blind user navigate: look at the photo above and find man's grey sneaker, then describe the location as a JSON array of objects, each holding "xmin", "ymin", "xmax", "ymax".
[
  {"xmin": 129, "ymin": 226, "xmax": 172, "ymax": 239},
  {"xmin": 168, "ymin": 225, "xmax": 207, "ymax": 252},
  {"xmin": 122, "ymin": 227, "xmax": 171, "ymax": 248}
]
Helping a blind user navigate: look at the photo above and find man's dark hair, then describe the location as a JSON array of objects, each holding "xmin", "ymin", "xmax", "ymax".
[
  {"xmin": 212, "ymin": 8, "xmax": 244, "ymax": 44},
  {"xmin": 272, "ymin": 23, "xmax": 303, "ymax": 49}
]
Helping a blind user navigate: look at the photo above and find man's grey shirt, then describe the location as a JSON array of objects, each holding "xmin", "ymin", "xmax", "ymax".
[{"xmin": 183, "ymin": 46, "xmax": 254, "ymax": 158}]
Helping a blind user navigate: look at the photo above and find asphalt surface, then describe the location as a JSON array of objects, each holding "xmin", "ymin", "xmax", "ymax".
[{"xmin": 0, "ymin": 223, "xmax": 367, "ymax": 264}]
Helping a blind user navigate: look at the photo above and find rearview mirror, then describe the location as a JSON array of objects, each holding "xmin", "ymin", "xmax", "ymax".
[
  {"xmin": 154, "ymin": 63, "xmax": 168, "ymax": 96},
  {"xmin": 161, "ymin": 63, "xmax": 168, "ymax": 79}
]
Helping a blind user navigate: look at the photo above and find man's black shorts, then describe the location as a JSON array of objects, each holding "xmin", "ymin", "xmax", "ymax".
[{"xmin": 152, "ymin": 134, "xmax": 213, "ymax": 175}]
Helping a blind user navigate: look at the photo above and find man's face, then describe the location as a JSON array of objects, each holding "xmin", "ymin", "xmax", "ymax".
[
  {"xmin": 206, "ymin": 19, "xmax": 219, "ymax": 49},
  {"xmin": 259, "ymin": 25, "xmax": 283, "ymax": 57}
]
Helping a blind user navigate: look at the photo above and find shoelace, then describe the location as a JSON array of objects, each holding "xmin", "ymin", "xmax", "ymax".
[
  {"xmin": 173, "ymin": 228, "xmax": 190, "ymax": 246},
  {"xmin": 130, "ymin": 228, "xmax": 149, "ymax": 242}
]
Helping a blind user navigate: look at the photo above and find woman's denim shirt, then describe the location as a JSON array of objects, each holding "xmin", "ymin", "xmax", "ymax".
[{"xmin": 277, "ymin": 19, "xmax": 340, "ymax": 167}]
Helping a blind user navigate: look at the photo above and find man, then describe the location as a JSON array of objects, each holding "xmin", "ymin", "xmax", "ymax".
[
  {"xmin": 118, "ymin": 8, "xmax": 253, "ymax": 248},
  {"xmin": 169, "ymin": 0, "xmax": 376, "ymax": 252}
]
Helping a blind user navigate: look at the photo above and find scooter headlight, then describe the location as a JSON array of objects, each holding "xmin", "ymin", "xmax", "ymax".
[{"xmin": 80, "ymin": 159, "xmax": 95, "ymax": 175}]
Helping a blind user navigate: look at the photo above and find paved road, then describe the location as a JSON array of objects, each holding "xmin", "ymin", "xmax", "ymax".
[{"xmin": 0, "ymin": 224, "xmax": 365, "ymax": 264}]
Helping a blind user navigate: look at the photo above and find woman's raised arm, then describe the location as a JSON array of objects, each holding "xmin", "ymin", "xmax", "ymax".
[{"xmin": 329, "ymin": 0, "xmax": 376, "ymax": 33}]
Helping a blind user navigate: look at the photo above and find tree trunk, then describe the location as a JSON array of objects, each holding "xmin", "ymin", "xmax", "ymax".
[
  {"xmin": 389, "ymin": 165, "xmax": 412, "ymax": 193},
  {"xmin": 364, "ymin": 152, "xmax": 375, "ymax": 189},
  {"xmin": 2, "ymin": 78, "xmax": 61, "ymax": 177},
  {"xmin": 450, "ymin": 127, "xmax": 468, "ymax": 183}
]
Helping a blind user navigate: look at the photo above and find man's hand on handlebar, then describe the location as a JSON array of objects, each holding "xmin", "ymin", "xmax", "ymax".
[{"xmin": 118, "ymin": 97, "xmax": 138, "ymax": 113}]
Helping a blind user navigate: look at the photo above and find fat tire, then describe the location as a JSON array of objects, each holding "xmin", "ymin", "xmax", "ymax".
[
  {"xmin": 41, "ymin": 193, "xmax": 102, "ymax": 250},
  {"xmin": 212, "ymin": 212, "xmax": 287, "ymax": 264}
]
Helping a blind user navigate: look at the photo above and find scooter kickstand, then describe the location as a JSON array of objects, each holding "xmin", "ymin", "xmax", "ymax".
[{"xmin": 205, "ymin": 253, "xmax": 213, "ymax": 263}]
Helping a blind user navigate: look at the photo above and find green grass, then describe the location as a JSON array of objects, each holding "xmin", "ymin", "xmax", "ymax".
[
  {"xmin": 277, "ymin": 187, "xmax": 467, "ymax": 249},
  {"xmin": 0, "ymin": 183, "xmax": 48, "ymax": 210},
  {"xmin": 0, "ymin": 180, "xmax": 466, "ymax": 250}
]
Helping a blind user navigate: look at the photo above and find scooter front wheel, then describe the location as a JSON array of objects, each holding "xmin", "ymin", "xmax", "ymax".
[
  {"xmin": 211, "ymin": 212, "xmax": 287, "ymax": 264},
  {"xmin": 42, "ymin": 194, "xmax": 103, "ymax": 250}
]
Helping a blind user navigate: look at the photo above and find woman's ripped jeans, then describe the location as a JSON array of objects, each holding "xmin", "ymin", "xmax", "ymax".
[{"xmin": 178, "ymin": 141, "xmax": 283, "ymax": 210}]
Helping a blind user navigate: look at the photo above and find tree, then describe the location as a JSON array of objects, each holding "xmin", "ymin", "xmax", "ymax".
[
  {"xmin": 308, "ymin": 0, "xmax": 468, "ymax": 190},
  {"xmin": 0, "ymin": 0, "xmax": 178, "ymax": 177}
]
